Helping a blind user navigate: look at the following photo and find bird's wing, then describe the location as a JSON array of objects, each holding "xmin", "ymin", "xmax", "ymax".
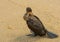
[{"xmin": 27, "ymin": 15, "xmax": 44, "ymax": 29}]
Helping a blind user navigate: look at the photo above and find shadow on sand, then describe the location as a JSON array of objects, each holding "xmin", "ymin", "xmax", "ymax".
[{"xmin": 10, "ymin": 35, "xmax": 47, "ymax": 42}]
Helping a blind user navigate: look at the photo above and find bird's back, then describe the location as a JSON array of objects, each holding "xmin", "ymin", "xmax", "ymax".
[{"xmin": 25, "ymin": 14, "xmax": 47, "ymax": 36}]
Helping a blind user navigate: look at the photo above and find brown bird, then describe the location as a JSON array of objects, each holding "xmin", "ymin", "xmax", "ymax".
[{"xmin": 23, "ymin": 7, "xmax": 58, "ymax": 38}]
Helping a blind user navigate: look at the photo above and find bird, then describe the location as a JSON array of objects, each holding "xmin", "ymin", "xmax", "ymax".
[{"xmin": 23, "ymin": 7, "xmax": 58, "ymax": 38}]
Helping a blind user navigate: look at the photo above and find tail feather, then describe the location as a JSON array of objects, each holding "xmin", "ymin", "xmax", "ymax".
[{"xmin": 47, "ymin": 31, "xmax": 58, "ymax": 39}]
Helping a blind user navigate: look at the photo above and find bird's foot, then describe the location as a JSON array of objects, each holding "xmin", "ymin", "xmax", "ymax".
[{"xmin": 26, "ymin": 33, "xmax": 37, "ymax": 37}]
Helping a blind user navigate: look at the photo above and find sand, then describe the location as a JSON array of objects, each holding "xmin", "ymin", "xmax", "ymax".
[{"xmin": 0, "ymin": 0, "xmax": 60, "ymax": 42}]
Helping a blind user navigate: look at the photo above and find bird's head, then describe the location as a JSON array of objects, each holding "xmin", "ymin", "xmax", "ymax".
[
  {"xmin": 26, "ymin": 7, "xmax": 32, "ymax": 12},
  {"xmin": 26, "ymin": 7, "xmax": 33, "ymax": 15}
]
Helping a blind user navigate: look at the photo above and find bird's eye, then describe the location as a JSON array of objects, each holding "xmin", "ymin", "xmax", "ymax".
[{"xmin": 29, "ymin": 14, "xmax": 31, "ymax": 16}]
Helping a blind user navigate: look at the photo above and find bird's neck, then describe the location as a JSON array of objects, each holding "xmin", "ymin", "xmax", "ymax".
[{"xmin": 27, "ymin": 12, "xmax": 33, "ymax": 15}]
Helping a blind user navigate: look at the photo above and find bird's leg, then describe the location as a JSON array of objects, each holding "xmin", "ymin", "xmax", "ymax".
[
  {"xmin": 26, "ymin": 33, "xmax": 37, "ymax": 37},
  {"xmin": 26, "ymin": 30, "xmax": 37, "ymax": 37}
]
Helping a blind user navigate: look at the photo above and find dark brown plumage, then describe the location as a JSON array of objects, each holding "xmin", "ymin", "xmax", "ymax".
[{"xmin": 23, "ymin": 7, "xmax": 58, "ymax": 38}]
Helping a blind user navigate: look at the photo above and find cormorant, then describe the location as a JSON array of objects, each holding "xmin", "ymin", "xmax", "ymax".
[{"xmin": 23, "ymin": 7, "xmax": 58, "ymax": 38}]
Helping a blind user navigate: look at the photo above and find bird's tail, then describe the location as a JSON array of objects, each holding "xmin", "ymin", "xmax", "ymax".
[{"xmin": 46, "ymin": 31, "xmax": 58, "ymax": 39}]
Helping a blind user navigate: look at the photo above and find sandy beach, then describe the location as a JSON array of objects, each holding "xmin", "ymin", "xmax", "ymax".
[{"xmin": 0, "ymin": 0, "xmax": 60, "ymax": 42}]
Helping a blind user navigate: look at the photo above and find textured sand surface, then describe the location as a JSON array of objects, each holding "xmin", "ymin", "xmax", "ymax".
[{"xmin": 0, "ymin": 0, "xmax": 60, "ymax": 42}]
